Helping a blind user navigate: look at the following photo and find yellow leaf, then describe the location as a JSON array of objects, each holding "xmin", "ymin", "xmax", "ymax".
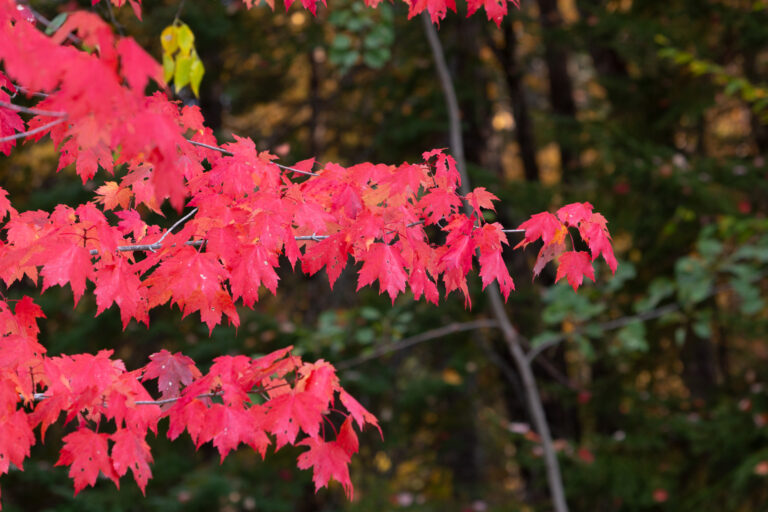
[
  {"xmin": 174, "ymin": 54, "xmax": 192, "ymax": 92},
  {"xmin": 177, "ymin": 24, "xmax": 195, "ymax": 57},
  {"xmin": 190, "ymin": 55, "xmax": 205, "ymax": 97},
  {"xmin": 162, "ymin": 53, "xmax": 175, "ymax": 84},
  {"xmin": 160, "ymin": 25, "xmax": 178, "ymax": 54}
]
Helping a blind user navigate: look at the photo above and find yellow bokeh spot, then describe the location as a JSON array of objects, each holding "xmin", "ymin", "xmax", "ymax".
[
  {"xmin": 290, "ymin": 12, "xmax": 306, "ymax": 26},
  {"xmin": 374, "ymin": 451, "xmax": 391, "ymax": 472}
]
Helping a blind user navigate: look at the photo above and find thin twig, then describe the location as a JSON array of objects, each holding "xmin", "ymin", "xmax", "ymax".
[
  {"xmin": 28, "ymin": 7, "xmax": 82, "ymax": 45},
  {"xmin": 0, "ymin": 100, "xmax": 67, "ymax": 117},
  {"xmin": 187, "ymin": 139, "xmax": 319, "ymax": 176},
  {"xmin": 104, "ymin": 0, "xmax": 125, "ymax": 36},
  {"xmin": 526, "ymin": 303, "xmax": 680, "ymax": 363},
  {"xmin": 295, "ymin": 234, "xmax": 329, "ymax": 241},
  {"xmin": 156, "ymin": 207, "xmax": 198, "ymax": 245},
  {"xmin": 0, "ymin": 118, "xmax": 65, "ymax": 144},
  {"xmin": 337, "ymin": 319, "xmax": 499, "ymax": 370}
]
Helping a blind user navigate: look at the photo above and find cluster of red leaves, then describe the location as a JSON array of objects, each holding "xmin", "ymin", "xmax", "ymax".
[
  {"xmin": 0, "ymin": 294, "xmax": 377, "ymax": 500},
  {"xmin": 0, "ymin": 0, "xmax": 615, "ymax": 505},
  {"xmin": 95, "ymin": 0, "xmax": 517, "ymax": 28}
]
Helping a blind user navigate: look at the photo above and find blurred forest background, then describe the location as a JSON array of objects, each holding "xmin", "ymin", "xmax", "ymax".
[{"xmin": 1, "ymin": 0, "xmax": 768, "ymax": 510}]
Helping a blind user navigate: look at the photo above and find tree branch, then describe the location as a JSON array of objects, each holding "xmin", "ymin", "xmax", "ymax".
[
  {"xmin": 526, "ymin": 303, "xmax": 680, "ymax": 363},
  {"xmin": 422, "ymin": 15, "xmax": 570, "ymax": 512},
  {"xmin": 0, "ymin": 100, "xmax": 67, "ymax": 117},
  {"xmin": 0, "ymin": 118, "xmax": 66, "ymax": 144},
  {"xmin": 336, "ymin": 319, "xmax": 499, "ymax": 370},
  {"xmin": 186, "ymin": 139, "xmax": 319, "ymax": 176}
]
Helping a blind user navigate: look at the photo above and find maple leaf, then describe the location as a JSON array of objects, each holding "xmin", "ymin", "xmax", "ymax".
[
  {"xmin": 200, "ymin": 404, "xmax": 270, "ymax": 462},
  {"xmin": 335, "ymin": 416, "xmax": 359, "ymax": 457},
  {"xmin": 0, "ymin": 98, "xmax": 24, "ymax": 157},
  {"xmin": 95, "ymin": 182, "xmax": 132, "ymax": 211},
  {"xmin": 13, "ymin": 296, "xmax": 45, "ymax": 337},
  {"xmin": 0, "ymin": 186, "xmax": 15, "ymax": 222},
  {"xmin": 142, "ymin": 350, "xmax": 202, "ymax": 400},
  {"xmin": 465, "ymin": 187, "xmax": 498, "ymax": 218},
  {"xmin": 41, "ymin": 244, "xmax": 94, "ymax": 305},
  {"xmin": 300, "ymin": 361, "xmax": 339, "ymax": 407},
  {"xmin": 263, "ymin": 391, "xmax": 326, "ymax": 449},
  {"xmin": 356, "ymin": 243, "xmax": 408, "ymax": 304},
  {"xmin": 229, "ymin": 244, "xmax": 280, "ymax": 307},
  {"xmin": 579, "ymin": 212, "xmax": 618, "ymax": 274},
  {"xmin": 339, "ymin": 389, "xmax": 381, "ymax": 436},
  {"xmin": 111, "ymin": 428, "xmax": 153, "ymax": 495},
  {"xmin": 301, "ymin": 234, "xmax": 349, "ymax": 289},
  {"xmin": 555, "ymin": 251, "xmax": 595, "ymax": 291},
  {"xmin": 167, "ymin": 398, "xmax": 209, "ymax": 443},
  {"xmin": 297, "ymin": 436, "xmax": 353, "ymax": 499},
  {"xmin": 0, "ymin": 410, "xmax": 35, "ymax": 475},
  {"xmin": 94, "ymin": 257, "xmax": 149, "ymax": 328},
  {"xmin": 515, "ymin": 212, "xmax": 564, "ymax": 249},
  {"xmin": 556, "ymin": 202, "xmax": 593, "ymax": 227},
  {"xmin": 56, "ymin": 428, "xmax": 119, "ymax": 494},
  {"xmin": 116, "ymin": 38, "xmax": 162, "ymax": 92}
]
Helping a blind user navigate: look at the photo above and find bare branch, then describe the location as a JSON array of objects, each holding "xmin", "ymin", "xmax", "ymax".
[
  {"xmin": 0, "ymin": 100, "xmax": 67, "ymax": 117},
  {"xmin": 156, "ymin": 207, "xmax": 198, "ymax": 245},
  {"xmin": 0, "ymin": 118, "xmax": 65, "ymax": 144},
  {"xmin": 187, "ymin": 139, "xmax": 319, "ymax": 176},
  {"xmin": 337, "ymin": 319, "xmax": 499, "ymax": 370}
]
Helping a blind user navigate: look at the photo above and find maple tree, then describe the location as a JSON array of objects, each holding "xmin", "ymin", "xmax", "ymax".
[{"xmin": 0, "ymin": 0, "xmax": 616, "ymax": 507}]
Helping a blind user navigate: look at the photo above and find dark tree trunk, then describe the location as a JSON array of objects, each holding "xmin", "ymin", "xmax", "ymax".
[
  {"xmin": 536, "ymin": 0, "xmax": 580, "ymax": 183},
  {"xmin": 496, "ymin": 18, "xmax": 540, "ymax": 182}
]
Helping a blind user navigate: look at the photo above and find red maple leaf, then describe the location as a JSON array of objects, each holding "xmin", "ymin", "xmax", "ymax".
[
  {"xmin": 0, "ymin": 410, "xmax": 35, "ymax": 475},
  {"xmin": 515, "ymin": 212, "xmax": 564, "ymax": 249},
  {"xmin": 111, "ymin": 428, "xmax": 153, "ymax": 495},
  {"xmin": 0, "ymin": 186, "xmax": 16, "ymax": 221},
  {"xmin": 263, "ymin": 391, "xmax": 326, "ymax": 449},
  {"xmin": 579, "ymin": 212, "xmax": 618, "ymax": 274},
  {"xmin": 297, "ymin": 436, "xmax": 353, "ymax": 499},
  {"xmin": 55, "ymin": 428, "xmax": 119, "ymax": 495},
  {"xmin": 94, "ymin": 257, "xmax": 149, "ymax": 328},
  {"xmin": 41, "ymin": 244, "xmax": 94, "ymax": 305},
  {"xmin": 142, "ymin": 349, "xmax": 202, "ymax": 401},
  {"xmin": 356, "ymin": 243, "xmax": 408, "ymax": 304},
  {"xmin": 464, "ymin": 187, "xmax": 498, "ymax": 218},
  {"xmin": 339, "ymin": 389, "xmax": 381, "ymax": 436},
  {"xmin": 556, "ymin": 202, "xmax": 593, "ymax": 227},
  {"xmin": 556, "ymin": 251, "xmax": 595, "ymax": 291}
]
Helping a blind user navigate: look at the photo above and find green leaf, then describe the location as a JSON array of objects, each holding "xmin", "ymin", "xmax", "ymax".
[
  {"xmin": 331, "ymin": 34, "xmax": 353, "ymax": 51},
  {"xmin": 174, "ymin": 54, "xmax": 192, "ymax": 92},
  {"xmin": 675, "ymin": 257, "xmax": 713, "ymax": 306},
  {"xmin": 176, "ymin": 23, "xmax": 195, "ymax": 57},
  {"xmin": 355, "ymin": 328, "xmax": 375, "ymax": 345},
  {"xmin": 635, "ymin": 278, "xmax": 675, "ymax": 313},
  {"xmin": 190, "ymin": 55, "xmax": 205, "ymax": 97},
  {"xmin": 697, "ymin": 237, "xmax": 723, "ymax": 262},
  {"xmin": 615, "ymin": 321, "xmax": 648, "ymax": 353},
  {"xmin": 692, "ymin": 311, "xmax": 712, "ymax": 339},
  {"xmin": 45, "ymin": 13, "xmax": 68, "ymax": 36},
  {"xmin": 730, "ymin": 278, "xmax": 764, "ymax": 314},
  {"xmin": 573, "ymin": 334, "xmax": 595, "ymax": 360},
  {"xmin": 363, "ymin": 48, "xmax": 390, "ymax": 69},
  {"xmin": 359, "ymin": 307, "xmax": 380, "ymax": 321},
  {"xmin": 162, "ymin": 53, "xmax": 175, "ymax": 84},
  {"xmin": 530, "ymin": 331, "xmax": 560, "ymax": 348}
]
